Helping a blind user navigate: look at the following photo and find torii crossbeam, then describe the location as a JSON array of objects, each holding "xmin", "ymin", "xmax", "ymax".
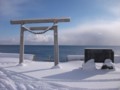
[{"xmin": 10, "ymin": 17, "xmax": 70, "ymax": 66}]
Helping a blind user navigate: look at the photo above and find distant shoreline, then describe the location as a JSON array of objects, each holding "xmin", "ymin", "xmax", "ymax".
[{"xmin": 0, "ymin": 45, "xmax": 120, "ymax": 47}]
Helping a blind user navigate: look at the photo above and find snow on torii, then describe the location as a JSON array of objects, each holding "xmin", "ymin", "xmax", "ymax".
[{"xmin": 10, "ymin": 18, "xmax": 70, "ymax": 66}]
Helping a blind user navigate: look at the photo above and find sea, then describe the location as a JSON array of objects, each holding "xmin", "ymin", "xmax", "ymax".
[{"xmin": 0, "ymin": 45, "xmax": 120, "ymax": 62}]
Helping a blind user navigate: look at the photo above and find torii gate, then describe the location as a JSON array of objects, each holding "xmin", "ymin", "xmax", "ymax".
[{"xmin": 10, "ymin": 18, "xmax": 70, "ymax": 66}]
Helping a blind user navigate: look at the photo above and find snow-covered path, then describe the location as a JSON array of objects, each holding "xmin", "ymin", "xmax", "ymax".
[{"xmin": 0, "ymin": 67, "xmax": 74, "ymax": 90}]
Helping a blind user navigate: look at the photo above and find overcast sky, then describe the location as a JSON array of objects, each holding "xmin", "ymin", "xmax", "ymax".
[{"xmin": 0, "ymin": 0, "xmax": 120, "ymax": 45}]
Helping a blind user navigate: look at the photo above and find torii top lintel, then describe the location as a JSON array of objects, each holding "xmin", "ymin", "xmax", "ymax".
[{"xmin": 10, "ymin": 17, "xmax": 70, "ymax": 24}]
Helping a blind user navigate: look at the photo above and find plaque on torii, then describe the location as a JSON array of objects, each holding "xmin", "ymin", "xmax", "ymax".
[{"xmin": 10, "ymin": 18, "xmax": 70, "ymax": 66}]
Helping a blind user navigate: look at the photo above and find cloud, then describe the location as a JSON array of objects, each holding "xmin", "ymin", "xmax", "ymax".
[
  {"xmin": 19, "ymin": 19, "xmax": 120, "ymax": 45},
  {"xmin": 0, "ymin": 38, "xmax": 19, "ymax": 45},
  {"xmin": 59, "ymin": 19, "xmax": 120, "ymax": 45},
  {"xmin": 24, "ymin": 33, "xmax": 54, "ymax": 45},
  {"xmin": 0, "ymin": 32, "xmax": 54, "ymax": 45}
]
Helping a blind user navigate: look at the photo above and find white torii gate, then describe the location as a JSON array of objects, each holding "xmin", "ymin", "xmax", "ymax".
[{"xmin": 10, "ymin": 18, "xmax": 70, "ymax": 66}]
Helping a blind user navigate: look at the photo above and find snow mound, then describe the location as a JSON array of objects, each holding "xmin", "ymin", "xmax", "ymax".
[
  {"xmin": 82, "ymin": 59, "xmax": 96, "ymax": 70},
  {"xmin": 51, "ymin": 64, "xmax": 62, "ymax": 69}
]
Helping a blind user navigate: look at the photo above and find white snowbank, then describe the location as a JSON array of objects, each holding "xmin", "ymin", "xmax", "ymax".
[
  {"xmin": 0, "ymin": 53, "xmax": 34, "ymax": 60},
  {"xmin": 67, "ymin": 55, "xmax": 84, "ymax": 61}
]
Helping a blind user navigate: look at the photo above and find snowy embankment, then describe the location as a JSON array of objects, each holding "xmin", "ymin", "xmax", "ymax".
[
  {"xmin": 67, "ymin": 55, "xmax": 84, "ymax": 61},
  {"xmin": 0, "ymin": 53, "xmax": 120, "ymax": 90},
  {"xmin": 0, "ymin": 53, "xmax": 34, "ymax": 60}
]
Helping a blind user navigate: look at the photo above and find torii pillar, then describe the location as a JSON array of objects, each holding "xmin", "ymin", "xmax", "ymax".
[
  {"xmin": 53, "ymin": 25, "xmax": 59, "ymax": 66},
  {"xmin": 10, "ymin": 18, "xmax": 70, "ymax": 66},
  {"xmin": 19, "ymin": 24, "xmax": 25, "ymax": 64}
]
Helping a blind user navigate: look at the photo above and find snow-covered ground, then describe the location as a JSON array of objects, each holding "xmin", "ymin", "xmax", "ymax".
[{"xmin": 0, "ymin": 53, "xmax": 120, "ymax": 90}]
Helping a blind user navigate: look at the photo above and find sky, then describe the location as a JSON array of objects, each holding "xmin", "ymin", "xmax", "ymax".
[{"xmin": 0, "ymin": 0, "xmax": 120, "ymax": 45}]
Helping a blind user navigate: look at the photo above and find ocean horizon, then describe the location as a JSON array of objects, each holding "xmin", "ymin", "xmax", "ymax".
[{"xmin": 0, "ymin": 45, "xmax": 120, "ymax": 62}]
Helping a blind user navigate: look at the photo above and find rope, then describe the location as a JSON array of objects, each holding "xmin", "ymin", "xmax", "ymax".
[{"xmin": 22, "ymin": 23, "xmax": 56, "ymax": 34}]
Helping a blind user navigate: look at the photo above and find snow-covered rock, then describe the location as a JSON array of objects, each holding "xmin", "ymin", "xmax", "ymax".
[
  {"xmin": 82, "ymin": 59, "xmax": 96, "ymax": 70},
  {"xmin": 103, "ymin": 59, "xmax": 115, "ymax": 70},
  {"xmin": 104, "ymin": 59, "xmax": 114, "ymax": 66}
]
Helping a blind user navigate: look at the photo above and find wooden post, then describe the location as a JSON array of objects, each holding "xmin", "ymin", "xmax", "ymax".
[
  {"xmin": 53, "ymin": 25, "xmax": 59, "ymax": 66},
  {"xmin": 19, "ymin": 24, "xmax": 24, "ymax": 64}
]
